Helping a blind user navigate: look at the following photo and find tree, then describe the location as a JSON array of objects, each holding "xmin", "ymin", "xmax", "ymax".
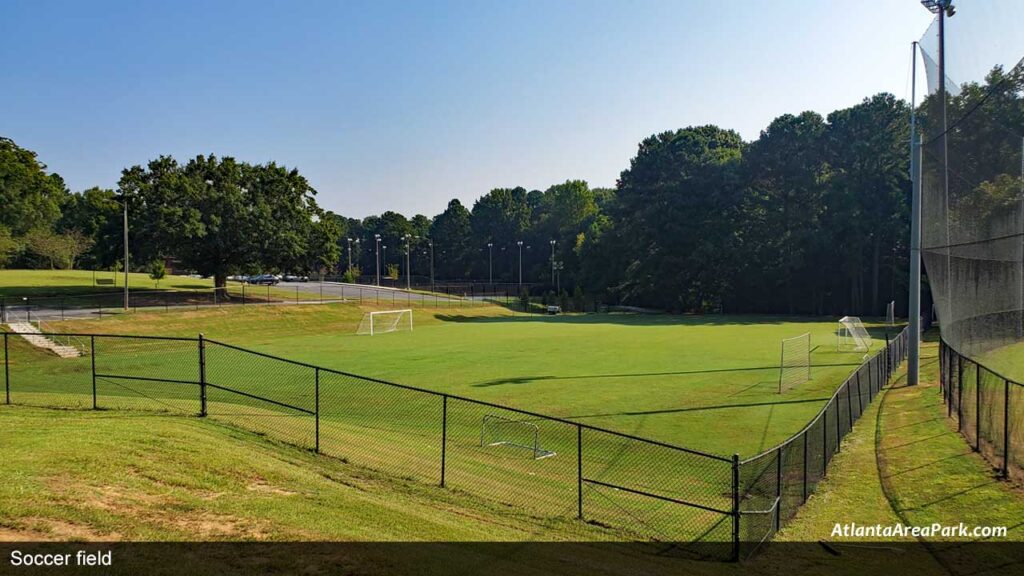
[
  {"xmin": 120, "ymin": 155, "xmax": 325, "ymax": 290},
  {"xmin": 23, "ymin": 228, "xmax": 65, "ymax": 269},
  {"xmin": 0, "ymin": 226, "xmax": 21, "ymax": 268},
  {"xmin": 386, "ymin": 263, "xmax": 399, "ymax": 281},
  {"xmin": 149, "ymin": 260, "xmax": 166, "ymax": 288},
  {"xmin": 0, "ymin": 137, "xmax": 69, "ymax": 236},
  {"xmin": 430, "ymin": 199, "xmax": 472, "ymax": 279}
]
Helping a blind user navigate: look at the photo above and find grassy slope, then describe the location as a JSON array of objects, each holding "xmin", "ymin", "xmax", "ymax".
[
  {"xmin": 767, "ymin": 334, "xmax": 1024, "ymax": 572},
  {"xmin": 0, "ymin": 269, "xmax": 217, "ymax": 297}
]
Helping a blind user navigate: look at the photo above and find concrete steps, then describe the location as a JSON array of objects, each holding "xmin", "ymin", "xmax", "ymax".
[{"xmin": 6, "ymin": 322, "xmax": 82, "ymax": 358}]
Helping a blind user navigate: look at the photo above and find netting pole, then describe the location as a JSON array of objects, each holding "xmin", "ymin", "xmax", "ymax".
[
  {"xmin": 957, "ymin": 357, "xmax": 963, "ymax": 426},
  {"xmin": 856, "ymin": 372, "xmax": 863, "ymax": 416},
  {"xmin": 440, "ymin": 395, "xmax": 447, "ymax": 487},
  {"xmin": 577, "ymin": 425, "xmax": 583, "ymax": 519},
  {"xmin": 731, "ymin": 454, "xmax": 740, "ymax": 562},
  {"xmin": 199, "ymin": 334, "xmax": 207, "ymax": 417},
  {"xmin": 1003, "ymin": 379, "xmax": 1011, "ymax": 477},
  {"xmin": 823, "ymin": 408, "xmax": 829, "ymax": 471},
  {"xmin": 908, "ymin": 119, "xmax": 922, "ymax": 385},
  {"xmin": 91, "ymin": 335, "xmax": 97, "ymax": 410}
]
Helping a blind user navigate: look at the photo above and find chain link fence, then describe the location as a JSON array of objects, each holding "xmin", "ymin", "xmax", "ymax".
[
  {"xmin": 1, "ymin": 326, "xmax": 907, "ymax": 560},
  {"xmin": 940, "ymin": 339, "xmax": 1023, "ymax": 484}
]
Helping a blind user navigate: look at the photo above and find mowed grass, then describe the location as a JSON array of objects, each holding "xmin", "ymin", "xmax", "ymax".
[
  {"xmin": 9, "ymin": 303, "xmax": 892, "ymax": 458},
  {"xmin": 0, "ymin": 269, "xmax": 217, "ymax": 297}
]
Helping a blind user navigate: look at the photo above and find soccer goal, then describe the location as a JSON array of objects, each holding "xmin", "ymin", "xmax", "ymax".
[
  {"xmin": 479, "ymin": 415, "xmax": 556, "ymax": 459},
  {"xmin": 356, "ymin": 309, "xmax": 413, "ymax": 335},
  {"xmin": 885, "ymin": 300, "xmax": 895, "ymax": 326},
  {"xmin": 778, "ymin": 332, "xmax": 811, "ymax": 393},
  {"xmin": 837, "ymin": 316, "xmax": 871, "ymax": 353}
]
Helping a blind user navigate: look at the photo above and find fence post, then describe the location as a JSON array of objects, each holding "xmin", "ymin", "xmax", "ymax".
[
  {"xmin": 440, "ymin": 395, "xmax": 448, "ymax": 487},
  {"xmin": 855, "ymin": 372, "xmax": 863, "ymax": 416},
  {"xmin": 823, "ymin": 408, "xmax": 829, "ymax": 474},
  {"xmin": 976, "ymin": 364, "xmax": 981, "ymax": 452},
  {"xmin": 199, "ymin": 334, "xmax": 207, "ymax": 417},
  {"xmin": 90, "ymin": 335, "xmax": 97, "ymax": 409},
  {"xmin": 577, "ymin": 424, "xmax": 584, "ymax": 519},
  {"xmin": 731, "ymin": 453, "xmax": 740, "ymax": 562},
  {"xmin": 835, "ymin": 399, "xmax": 841, "ymax": 453},
  {"xmin": 315, "ymin": 367, "xmax": 320, "ymax": 454},
  {"xmin": 957, "ymin": 357, "xmax": 964, "ymax": 427},
  {"xmin": 4, "ymin": 332, "xmax": 9, "ymax": 405},
  {"xmin": 802, "ymin": 431, "xmax": 808, "ymax": 502},
  {"xmin": 846, "ymin": 382, "xmax": 853, "ymax": 431},
  {"xmin": 1003, "ymin": 379, "xmax": 1011, "ymax": 477},
  {"xmin": 61, "ymin": 299, "xmax": 65, "ymax": 321},
  {"xmin": 774, "ymin": 449, "xmax": 782, "ymax": 533}
]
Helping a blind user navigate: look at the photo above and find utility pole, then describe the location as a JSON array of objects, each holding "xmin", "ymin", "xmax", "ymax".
[
  {"xmin": 405, "ymin": 234, "xmax": 412, "ymax": 291},
  {"xmin": 346, "ymin": 238, "xmax": 353, "ymax": 270},
  {"xmin": 428, "ymin": 239, "xmax": 435, "ymax": 292}
]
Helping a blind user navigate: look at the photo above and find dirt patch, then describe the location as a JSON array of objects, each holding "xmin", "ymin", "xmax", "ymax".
[
  {"xmin": 170, "ymin": 512, "xmax": 266, "ymax": 539},
  {"xmin": 246, "ymin": 480, "xmax": 297, "ymax": 496},
  {"xmin": 24, "ymin": 518, "xmax": 121, "ymax": 541},
  {"xmin": 0, "ymin": 525, "xmax": 50, "ymax": 542}
]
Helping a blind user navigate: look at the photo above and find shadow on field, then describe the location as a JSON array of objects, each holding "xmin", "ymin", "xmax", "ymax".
[
  {"xmin": 435, "ymin": 312, "xmax": 878, "ymax": 328},
  {"xmin": 471, "ymin": 362, "xmax": 863, "ymax": 388},
  {"xmin": 562, "ymin": 396, "xmax": 831, "ymax": 420}
]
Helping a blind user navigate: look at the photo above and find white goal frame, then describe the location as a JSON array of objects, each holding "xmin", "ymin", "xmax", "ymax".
[
  {"xmin": 837, "ymin": 316, "xmax": 871, "ymax": 353},
  {"xmin": 479, "ymin": 415, "xmax": 556, "ymax": 460},
  {"xmin": 778, "ymin": 332, "xmax": 811, "ymax": 394},
  {"xmin": 357, "ymin": 309, "xmax": 413, "ymax": 336}
]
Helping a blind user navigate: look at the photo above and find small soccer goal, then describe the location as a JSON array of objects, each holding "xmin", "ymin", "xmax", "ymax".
[
  {"xmin": 479, "ymin": 415, "xmax": 556, "ymax": 460},
  {"xmin": 356, "ymin": 309, "xmax": 413, "ymax": 335},
  {"xmin": 836, "ymin": 316, "xmax": 871, "ymax": 353},
  {"xmin": 885, "ymin": 300, "xmax": 895, "ymax": 326},
  {"xmin": 778, "ymin": 332, "xmax": 811, "ymax": 393}
]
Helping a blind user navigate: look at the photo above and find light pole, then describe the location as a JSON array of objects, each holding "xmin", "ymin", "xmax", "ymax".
[
  {"xmin": 487, "ymin": 243, "xmax": 493, "ymax": 286},
  {"xmin": 383, "ymin": 245, "xmax": 388, "ymax": 281},
  {"xmin": 516, "ymin": 241, "xmax": 523, "ymax": 289},
  {"xmin": 346, "ymin": 238, "xmax": 353, "ymax": 270},
  {"xmin": 427, "ymin": 239, "xmax": 434, "ymax": 292},
  {"xmin": 374, "ymin": 234, "xmax": 381, "ymax": 286},
  {"xmin": 113, "ymin": 194, "xmax": 130, "ymax": 311},
  {"xmin": 404, "ymin": 234, "xmax": 413, "ymax": 291},
  {"xmin": 549, "ymin": 240, "xmax": 556, "ymax": 289}
]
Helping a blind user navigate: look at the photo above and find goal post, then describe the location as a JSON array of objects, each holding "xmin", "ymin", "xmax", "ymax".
[
  {"xmin": 356, "ymin": 309, "xmax": 413, "ymax": 335},
  {"xmin": 886, "ymin": 300, "xmax": 895, "ymax": 326},
  {"xmin": 479, "ymin": 414, "xmax": 556, "ymax": 459},
  {"xmin": 837, "ymin": 316, "xmax": 872, "ymax": 353},
  {"xmin": 778, "ymin": 332, "xmax": 811, "ymax": 393}
]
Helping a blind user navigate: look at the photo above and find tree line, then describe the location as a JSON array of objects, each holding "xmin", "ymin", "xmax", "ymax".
[{"xmin": 3, "ymin": 90, "xmax": 927, "ymax": 314}]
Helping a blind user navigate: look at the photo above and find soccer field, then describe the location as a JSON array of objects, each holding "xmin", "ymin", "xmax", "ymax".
[{"xmin": 3, "ymin": 304, "xmax": 889, "ymax": 457}]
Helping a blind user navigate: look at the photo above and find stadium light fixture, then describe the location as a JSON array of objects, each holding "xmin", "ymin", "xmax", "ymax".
[
  {"xmin": 374, "ymin": 234, "xmax": 381, "ymax": 286},
  {"xmin": 516, "ymin": 240, "xmax": 524, "ymax": 288},
  {"xmin": 487, "ymin": 243, "xmax": 493, "ymax": 286}
]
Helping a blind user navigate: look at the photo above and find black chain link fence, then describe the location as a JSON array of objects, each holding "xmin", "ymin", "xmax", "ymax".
[
  {"xmin": 940, "ymin": 339, "xmax": 1023, "ymax": 485},
  {"xmin": 1, "ymin": 327, "xmax": 908, "ymax": 560}
]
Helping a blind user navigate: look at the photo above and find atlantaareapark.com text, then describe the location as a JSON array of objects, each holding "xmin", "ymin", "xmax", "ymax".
[{"xmin": 832, "ymin": 523, "xmax": 1008, "ymax": 538}]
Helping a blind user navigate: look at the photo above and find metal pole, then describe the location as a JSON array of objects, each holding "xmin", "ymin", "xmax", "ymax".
[
  {"xmin": 802, "ymin": 431, "xmax": 808, "ymax": 502},
  {"xmin": 731, "ymin": 454, "xmax": 740, "ymax": 562},
  {"xmin": 4, "ymin": 333, "xmax": 9, "ymax": 405},
  {"xmin": 577, "ymin": 425, "xmax": 583, "ymax": 519},
  {"xmin": 908, "ymin": 40, "xmax": 922, "ymax": 386},
  {"xmin": 123, "ymin": 199, "xmax": 129, "ymax": 311},
  {"xmin": 976, "ymin": 364, "xmax": 981, "ymax": 451},
  {"xmin": 91, "ymin": 335, "xmax": 97, "ymax": 409},
  {"xmin": 440, "ymin": 395, "xmax": 448, "ymax": 487},
  {"xmin": 1004, "ymin": 379, "xmax": 1011, "ymax": 478},
  {"xmin": 488, "ymin": 243, "xmax": 493, "ymax": 286},
  {"xmin": 199, "ymin": 334, "xmax": 207, "ymax": 417},
  {"xmin": 315, "ymin": 367, "xmax": 320, "ymax": 453},
  {"xmin": 774, "ymin": 450, "xmax": 782, "ymax": 533}
]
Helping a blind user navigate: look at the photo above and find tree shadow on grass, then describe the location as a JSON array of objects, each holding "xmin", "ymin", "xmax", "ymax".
[
  {"xmin": 560, "ymin": 396, "xmax": 832, "ymax": 421},
  {"xmin": 435, "ymin": 312, "xmax": 872, "ymax": 328},
  {"xmin": 471, "ymin": 363, "xmax": 863, "ymax": 388}
]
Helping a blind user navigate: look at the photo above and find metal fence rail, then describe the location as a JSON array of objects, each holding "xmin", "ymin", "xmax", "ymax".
[
  {"xmin": 0, "ymin": 326, "xmax": 908, "ymax": 560},
  {"xmin": 939, "ymin": 339, "xmax": 1022, "ymax": 484}
]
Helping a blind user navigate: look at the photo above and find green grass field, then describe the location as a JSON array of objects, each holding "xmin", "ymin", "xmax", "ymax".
[
  {"xmin": 0, "ymin": 278, "xmax": 899, "ymax": 547},
  {"xmin": 0, "ymin": 269, "xmax": 217, "ymax": 297}
]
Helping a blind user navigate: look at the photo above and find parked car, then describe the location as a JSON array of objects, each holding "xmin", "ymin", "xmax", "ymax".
[
  {"xmin": 546, "ymin": 305, "xmax": 561, "ymax": 315},
  {"xmin": 248, "ymin": 274, "xmax": 279, "ymax": 286},
  {"xmin": 283, "ymin": 274, "xmax": 309, "ymax": 282}
]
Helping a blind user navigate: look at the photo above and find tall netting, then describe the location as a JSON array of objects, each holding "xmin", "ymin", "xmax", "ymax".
[
  {"xmin": 919, "ymin": 3, "xmax": 1024, "ymax": 359},
  {"xmin": 919, "ymin": 2, "xmax": 1024, "ymax": 482}
]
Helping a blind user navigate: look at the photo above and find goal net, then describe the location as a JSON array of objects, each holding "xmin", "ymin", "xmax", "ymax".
[
  {"xmin": 479, "ymin": 415, "xmax": 555, "ymax": 459},
  {"xmin": 886, "ymin": 300, "xmax": 895, "ymax": 326},
  {"xmin": 356, "ymin": 309, "xmax": 413, "ymax": 335},
  {"xmin": 837, "ymin": 316, "xmax": 871, "ymax": 353},
  {"xmin": 778, "ymin": 332, "xmax": 811, "ymax": 393}
]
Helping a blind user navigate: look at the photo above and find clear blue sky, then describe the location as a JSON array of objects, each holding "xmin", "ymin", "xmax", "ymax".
[{"xmin": 1, "ymin": 0, "xmax": 935, "ymax": 218}]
